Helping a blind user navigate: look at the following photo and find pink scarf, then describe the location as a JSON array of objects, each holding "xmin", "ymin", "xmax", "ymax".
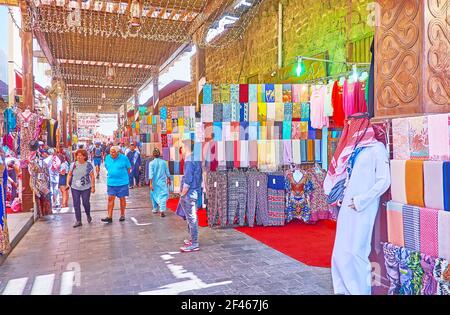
[{"xmin": 324, "ymin": 115, "xmax": 378, "ymax": 194}]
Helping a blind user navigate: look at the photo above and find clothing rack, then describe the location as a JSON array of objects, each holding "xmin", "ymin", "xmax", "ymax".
[{"xmin": 299, "ymin": 65, "xmax": 371, "ymax": 85}]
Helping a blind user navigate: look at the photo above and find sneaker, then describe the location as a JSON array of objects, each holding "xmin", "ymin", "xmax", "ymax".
[
  {"xmin": 119, "ymin": 216, "xmax": 126, "ymax": 222},
  {"xmin": 101, "ymin": 217, "xmax": 113, "ymax": 223},
  {"xmin": 87, "ymin": 216, "xmax": 92, "ymax": 223},
  {"xmin": 180, "ymin": 244, "xmax": 200, "ymax": 252},
  {"xmin": 73, "ymin": 221, "xmax": 82, "ymax": 228},
  {"xmin": 160, "ymin": 212, "xmax": 166, "ymax": 218},
  {"xmin": 152, "ymin": 210, "xmax": 159, "ymax": 214},
  {"xmin": 183, "ymin": 240, "xmax": 192, "ymax": 246}
]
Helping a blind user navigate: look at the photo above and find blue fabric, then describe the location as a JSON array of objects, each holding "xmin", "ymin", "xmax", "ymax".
[
  {"xmin": 322, "ymin": 127, "xmax": 328, "ymax": 170},
  {"xmin": 444, "ymin": 162, "xmax": 450, "ymax": 211},
  {"xmin": 249, "ymin": 122, "xmax": 258, "ymax": 141},
  {"xmin": 213, "ymin": 122, "xmax": 223, "ymax": 141},
  {"xmin": 249, "ymin": 84, "xmax": 258, "ymax": 103},
  {"xmin": 240, "ymin": 122, "xmax": 249, "ymax": 141},
  {"xmin": 107, "ymin": 184, "xmax": 129, "ymax": 198},
  {"xmin": 265, "ymin": 84, "xmax": 275, "ymax": 102},
  {"xmin": 300, "ymin": 140, "xmax": 307, "ymax": 162},
  {"xmin": 149, "ymin": 158, "xmax": 170, "ymax": 212},
  {"xmin": 93, "ymin": 157, "xmax": 102, "ymax": 166},
  {"xmin": 203, "ymin": 84, "xmax": 212, "ymax": 104},
  {"xmin": 282, "ymin": 121, "xmax": 292, "ymax": 140},
  {"xmin": 174, "ymin": 161, "xmax": 180, "ymax": 175},
  {"xmin": 126, "ymin": 150, "xmax": 141, "ymax": 170},
  {"xmin": 4, "ymin": 108, "xmax": 16, "ymax": 133},
  {"xmin": 193, "ymin": 142, "xmax": 202, "ymax": 162},
  {"xmin": 239, "ymin": 103, "xmax": 246, "ymax": 122},
  {"xmin": 315, "ymin": 140, "xmax": 321, "ymax": 162},
  {"xmin": 222, "ymin": 104, "xmax": 231, "ymax": 122},
  {"xmin": 267, "ymin": 175, "xmax": 285, "ymax": 190},
  {"xmin": 105, "ymin": 154, "xmax": 131, "ymax": 186},
  {"xmin": 181, "ymin": 155, "xmax": 202, "ymax": 195}
]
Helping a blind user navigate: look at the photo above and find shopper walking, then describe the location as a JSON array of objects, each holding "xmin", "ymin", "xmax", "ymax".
[
  {"xmin": 92, "ymin": 142, "xmax": 104, "ymax": 179},
  {"xmin": 148, "ymin": 148, "xmax": 171, "ymax": 217},
  {"xmin": 102, "ymin": 146, "xmax": 131, "ymax": 223},
  {"xmin": 66, "ymin": 149, "xmax": 95, "ymax": 228},
  {"xmin": 45, "ymin": 149, "xmax": 61, "ymax": 209},
  {"xmin": 58, "ymin": 154, "xmax": 70, "ymax": 208},
  {"xmin": 126, "ymin": 142, "xmax": 141, "ymax": 189},
  {"xmin": 177, "ymin": 139, "xmax": 203, "ymax": 252}
]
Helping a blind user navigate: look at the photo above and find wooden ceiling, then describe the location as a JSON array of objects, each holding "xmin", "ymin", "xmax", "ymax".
[{"xmin": 32, "ymin": 0, "xmax": 214, "ymax": 112}]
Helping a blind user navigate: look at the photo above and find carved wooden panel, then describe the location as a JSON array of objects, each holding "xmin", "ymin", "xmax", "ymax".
[
  {"xmin": 424, "ymin": 0, "xmax": 450, "ymax": 112},
  {"xmin": 375, "ymin": 0, "xmax": 422, "ymax": 117}
]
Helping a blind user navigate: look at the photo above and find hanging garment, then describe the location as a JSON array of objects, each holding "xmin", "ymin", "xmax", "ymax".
[
  {"xmin": 240, "ymin": 103, "xmax": 249, "ymax": 122},
  {"xmin": 354, "ymin": 80, "xmax": 368, "ymax": 114},
  {"xmin": 292, "ymin": 103, "xmax": 301, "ymax": 120},
  {"xmin": 266, "ymin": 103, "xmax": 276, "ymax": 121},
  {"xmin": 438, "ymin": 210, "xmax": 450, "ymax": 260},
  {"xmin": 387, "ymin": 201, "xmax": 405, "ymax": 247},
  {"xmin": 420, "ymin": 207, "xmax": 439, "ymax": 258},
  {"xmin": 227, "ymin": 172, "xmax": 248, "ymax": 226},
  {"xmin": 383, "ymin": 242, "xmax": 401, "ymax": 295},
  {"xmin": 423, "ymin": 161, "xmax": 445, "ymax": 210},
  {"xmin": 390, "ymin": 160, "xmax": 408, "ymax": 204},
  {"xmin": 343, "ymin": 80, "xmax": 357, "ymax": 118},
  {"xmin": 202, "ymin": 105, "xmax": 214, "ymax": 123},
  {"xmin": 434, "ymin": 258, "xmax": 450, "ymax": 295},
  {"xmin": 306, "ymin": 167, "xmax": 330, "ymax": 222},
  {"xmin": 205, "ymin": 171, "xmax": 228, "ymax": 227},
  {"xmin": 285, "ymin": 168, "xmax": 314, "ymax": 223},
  {"xmin": 324, "ymin": 80, "xmax": 334, "ymax": 117},
  {"xmin": 409, "ymin": 116, "xmax": 429, "ymax": 160},
  {"xmin": 249, "ymin": 103, "xmax": 258, "ymax": 122},
  {"xmin": 4, "ymin": 107, "xmax": 16, "ymax": 134},
  {"xmin": 407, "ymin": 251, "xmax": 424, "ymax": 295},
  {"xmin": 310, "ymin": 85, "xmax": 329, "ymax": 129},
  {"xmin": 420, "ymin": 253, "xmax": 438, "ymax": 295},
  {"xmin": 284, "ymin": 103, "xmax": 293, "ymax": 121},
  {"xmin": 292, "ymin": 140, "xmax": 301, "ymax": 164},
  {"xmin": 331, "ymin": 142, "xmax": 390, "ymax": 295},
  {"xmin": 230, "ymin": 84, "xmax": 239, "ymax": 103},
  {"xmin": 399, "ymin": 247, "xmax": 413, "ymax": 295},
  {"xmin": 247, "ymin": 171, "xmax": 269, "ymax": 227},
  {"xmin": 403, "ymin": 204, "xmax": 421, "ymax": 252},
  {"xmin": 322, "ymin": 127, "xmax": 329, "ymax": 171},
  {"xmin": 282, "ymin": 84, "xmax": 292, "ymax": 103},
  {"xmin": 405, "ymin": 160, "xmax": 425, "ymax": 207},
  {"xmin": 18, "ymin": 111, "xmax": 41, "ymax": 163},
  {"xmin": 301, "ymin": 102, "xmax": 310, "ymax": 122},
  {"xmin": 240, "ymin": 140, "xmax": 249, "ymax": 168},
  {"xmin": 231, "ymin": 102, "xmax": 240, "ymax": 122},
  {"xmin": 265, "ymin": 84, "xmax": 275, "ymax": 102},
  {"xmin": 428, "ymin": 114, "xmax": 450, "ymax": 161},
  {"xmin": 282, "ymin": 140, "xmax": 293, "ymax": 165},
  {"xmin": 239, "ymin": 84, "xmax": 249, "ymax": 103},
  {"xmin": 249, "ymin": 84, "xmax": 258, "ymax": 103},
  {"xmin": 331, "ymin": 81, "xmax": 345, "ymax": 127},
  {"xmin": 222, "ymin": 104, "xmax": 231, "ymax": 122},
  {"xmin": 267, "ymin": 174, "xmax": 286, "ymax": 226},
  {"xmin": 444, "ymin": 162, "xmax": 450, "ymax": 211},
  {"xmin": 203, "ymin": 84, "xmax": 213, "ymax": 104},
  {"xmin": 249, "ymin": 140, "xmax": 258, "ymax": 168},
  {"xmin": 213, "ymin": 104, "xmax": 224, "ymax": 122}
]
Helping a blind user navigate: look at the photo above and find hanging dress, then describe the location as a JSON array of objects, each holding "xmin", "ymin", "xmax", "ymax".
[
  {"xmin": 17, "ymin": 111, "xmax": 41, "ymax": 164},
  {"xmin": 306, "ymin": 167, "xmax": 330, "ymax": 222},
  {"xmin": 284, "ymin": 168, "xmax": 314, "ymax": 223},
  {"xmin": 0, "ymin": 158, "xmax": 10, "ymax": 255}
]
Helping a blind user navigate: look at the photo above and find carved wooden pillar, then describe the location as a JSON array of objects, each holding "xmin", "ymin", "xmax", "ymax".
[
  {"xmin": 62, "ymin": 97, "xmax": 68, "ymax": 147},
  {"xmin": 375, "ymin": 0, "xmax": 449, "ymax": 117},
  {"xmin": 68, "ymin": 102, "xmax": 73, "ymax": 147}
]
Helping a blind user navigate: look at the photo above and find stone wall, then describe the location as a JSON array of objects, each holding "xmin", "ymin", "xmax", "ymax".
[{"xmin": 160, "ymin": 0, "xmax": 375, "ymax": 106}]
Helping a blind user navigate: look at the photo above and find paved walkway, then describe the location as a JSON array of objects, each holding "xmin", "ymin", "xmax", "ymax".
[{"xmin": 0, "ymin": 168, "xmax": 333, "ymax": 295}]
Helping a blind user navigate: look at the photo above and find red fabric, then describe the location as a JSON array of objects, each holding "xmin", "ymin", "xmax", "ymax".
[
  {"xmin": 236, "ymin": 220, "xmax": 337, "ymax": 268},
  {"xmin": 167, "ymin": 198, "xmax": 208, "ymax": 227},
  {"xmin": 354, "ymin": 80, "xmax": 368, "ymax": 114},
  {"xmin": 239, "ymin": 84, "xmax": 249, "ymax": 103},
  {"xmin": 234, "ymin": 140, "xmax": 240, "ymax": 168},
  {"xmin": 331, "ymin": 81, "xmax": 345, "ymax": 128},
  {"xmin": 161, "ymin": 134, "xmax": 168, "ymax": 148}
]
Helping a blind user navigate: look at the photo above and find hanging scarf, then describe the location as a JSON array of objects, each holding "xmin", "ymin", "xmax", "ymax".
[
  {"xmin": 323, "ymin": 115, "xmax": 378, "ymax": 195},
  {"xmin": 399, "ymin": 247, "xmax": 413, "ymax": 295},
  {"xmin": 420, "ymin": 253, "xmax": 438, "ymax": 295},
  {"xmin": 383, "ymin": 242, "xmax": 401, "ymax": 295},
  {"xmin": 51, "ymin": 155, "xmax": 61, "ymax": 172},
  {"xmin": 407, "ymin": 251, "xmax": 424, "ymax": 295}
]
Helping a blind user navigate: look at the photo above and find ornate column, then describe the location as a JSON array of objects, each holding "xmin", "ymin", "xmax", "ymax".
[
  {"xmin": 62, "ymin": 96, "xmax": 68, "ymax": 147},
  {"xmin": 375, "ymin": 0, "xmax": 449, "ymax": 117}
]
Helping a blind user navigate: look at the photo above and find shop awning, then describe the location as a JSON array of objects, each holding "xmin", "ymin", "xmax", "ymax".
[{"xmin": 15, "ymin": 71, "xmax": 47, "ymax": 96}]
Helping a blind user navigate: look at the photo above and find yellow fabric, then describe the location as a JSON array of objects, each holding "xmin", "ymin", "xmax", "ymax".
[
  {"xmin": 275, "ymin": 84, "xmax": 283, "ymax": 103},
  {"xmin": 257, "ymin": 102, "xmax": 267, "ymax": 123},
  {"xmin": 257, "ymin": 140, "xmax": 266, "ymax": 168},
  {"xmin": 259, "ymin": 122, "xmax": 267, "ymax": 140},
  {"xmin": 257, "ymin": 84, "xmax": 264, "ymax": 103}
]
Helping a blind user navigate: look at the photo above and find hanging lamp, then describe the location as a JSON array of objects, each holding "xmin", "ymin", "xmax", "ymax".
[
  {"xmin": 130, "ymin": 0, "xmax": 142, "ymax": 27},
  {"xmin": 106, "ymin": 63, "xmax": 115, "ymax": 81}
]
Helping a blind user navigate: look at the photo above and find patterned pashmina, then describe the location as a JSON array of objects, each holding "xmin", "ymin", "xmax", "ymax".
[
  {"xmin": 284, "ymin": 103, "xmax": 293, "ymax": 121},
  {"xmin": 203, "ymin": 84, "xmax": 212, "ymax": 104},
  {"xmin": 403, "ymin": 205, "xmax": 421, "ymax": 251},
  {"xmin": 301, "ymin": 102, "xmax": 310, "ymax": 122},
  {"xmin": 420, "ymin": 253, "xmax": 438, "ymax": 295},
  {"xmin": 222, "ymin": 104, "xmax": 231, "ymax": 122},
  {"xmin": 275, "ymin": 84, "xmax": 283, "ymax": 103},
  {"xmin": 407, "ymin": 251, "xmax": 424, "ymax": 295},
  {"xmin": 383, "ymin": 242, "xmax": 401, "ymax": 295},
  {"xmin": 292, "ymin": 84, "xmax": 301, "ymax": 103},
  {"xmin": 408, "ymin": 116, "xmax": 429, "ymax": 160},
  {"xmin": 249, "ymin": 84, "xmax": 258, "ymax": 103},
  {"xmin": 213, "ymin": 104, "xmax": 223, "ymax": 122},
  {"xmin": 399, "ymin": 247, "xmax": 413, "ymax": 295},
  {"xmin": 240, "ymin": 103, "xmax": 249, "ymax": 122},
  {"xmin": 292, "ymin": 103, "xmax": 301, "ymax": 120},
  {"xmin": 201, "ymin": 105, "xmax": 213, "ymax": 123},
  {"xmin": 265, "ymin": 84, "xmax": 275, "ymax": 102},
  {"xmin": 420, "ymin": 207, "xmax": 439, "ymax": 257},
  {"xmin": 434, "ymin": 258, "xmax": 450, "ymax": 295},
  {"xmin": 291, "ymin": 121, "xmax": 301, "ymax": 140},
  {"xmin": 231, "ymin": 102, "xmax": 240, "ymax": 122},
  {"xmin": 282, "ymin": 84, "xmax": 292, "ymax": 102},
  {"xmin": 230, "ymin": 84, "xmax": 239, "ymax": 103},
  {"xmin": 221, "ymin": 84, "xmax": 231, "ymax": 103}
]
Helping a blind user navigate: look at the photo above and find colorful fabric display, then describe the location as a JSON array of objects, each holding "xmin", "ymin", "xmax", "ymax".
[
  {"xmin": 195, "ymin": 122, "xmax": 204, "ymax": 143},
  {"xmin": 282, "ymin": 84, "xmax": 292, "ymax": 102},
  {"xmin": 249, "ymin": 84, "xmax": 258, "ymax": 103},
  {"xmin": 230, "ymin": 84, "xmax": 239, "ymax": 103},
  {"xmin": 249, "ymin": 103, "xmax": 258, "ymax": 122},
  {"xmin": 428, "ymin": 114, "xmax": 450, "ymax": 161},
  {"xmin": 240, "ymin": 140, "xmax": 249, "ymax": 168},
  {"xmin": 233, "ymin": 141, "xmax": 240, "ymax": 169},
  {"xmin": 408, "ymin": 116, "xmax": 429, "ymax": 160},
  {"xmin": 275, "ymin": 103, "xmax": 284, "ymax": 121},
  {"xmin": 161, "ymin": 134, "xmax": 168, "ymax": 147},
  {"xmin": 213, "ymin": 104, "xmax": 223, "ymax": 122},
  {"xmin": 383, "ymin": 242, "xmax": 401, "ymax": 295},
  {"xmin": 398, "ymin": 246, "xmax": 413, "ymax": 295},
  {"xmin": 239, "ymin": 84, "xmax": 249, "ymax": 103},
  {"xmin": 423, "ymin": 161, "xmax": 445, "ymax": 210},
  {"xmin": 315, "ymin": 140, "xmax": 321, "ymax": 162},
  {"xmin": 387, "ymin": 201, "xmax": 405, "ymax": 247},
  {"xmin": 420, "ymin": 207, "xmax": 439, "ymax": 258},
  {"xmin": 283, "ymin": 140, "xmax": 293, "ymax": 165},
  {"xmin": 406, "ymin": 160, "xmax": 425, "ymax": 207},
  {"xmin": 420, "ymin": 253, "xmax": 438, "ymax": 295},
  {"xmin": 169, "ymin": 161, "xmax": 175, "ymax": 174},
  {"xmin": 301, "ymin": 102, "xmax": 310, "ymax": 122},
  {"xmin": 266, "ymin": 103, "xmax": 276, "ymax": 121},
  {"xmin": 174, "ymin": 161, "xmax": 180, "ymax": 175},
  {"xmin": 162, "ymin": 148, "xmax": 170, "ymax": 161},
  {"xmin": 249, "ymin": 122, "xmax": 258, "ymax": 141},
  {"xmin": 201, "ymin": 105, "xmax": 213, "ymax": 122},
  {"xmin": 265, "ymin": 84, "xmax": 275, "ymax": 102},
  {"xmin": 249, "ymin": 140, "xmax": 258, "ymax": 168},
  {"xmin": 291, "ymin": 121, "xmax": 301, "ymax": 140},
  {"xmin": 193, "ymin": 142, "xmax": 202, "ymax": 162},
  {"xmin": 407, "ymin": 251, "xmax": 424, "ymax": 295},
  {"xmin": 257, "ymin": 103, "xmax": 267, "ymax": 122},
  {"xmin": 257, "ymin": 140, "xmax": 266, "ymax": 168},
  {"xmin": 292, "ymin": 84, "xmax": 301, "ymax": 103},
  {"xmin": 300, "ymin": 140, "xmax": 307, "ymax": 162},
  {"xmin": 274, "ymin": 122, "xmax": 283, "ymax": 140},
  {"xmin": 438, "ymin": 210, "xmax": 450, "ymax": 260},
  {"xmin": 204, "ymin": 122, "xmax": 213, "ymax": 141},
  {"xmin": 284, "ymin": 103, "xmax": 293, "ymax": 121},
  {"xmin": 300, "ymin": 122, "xmax": 309, "ymax": 140},
  {"xmin": 293, "ymin": 103, "xmax": 301, "ymax": 120},
  {"xmin": 391, "ymin": 160, "xmax": 407, "ymax": 204},
  {"xmin": 217, "ymin": 141, "xmax": 226, "ymax": 169},
  {"xmin": 221, "ymin": 84, "xmax": 231, "ymax": 103},
  {"xmin": 203, "ymin": 84, "xmax": 213, "ymax": 104},
  {"xmin": 266, "ymin": 142, "xmax": 277, "ymax": 169},
  {"xmin": 292, "ymin": 140, "xmax": 301, "ymax": 164},
  {"xmin": 275, "ymin": 84, "xmax": 283, "ymax": 103},
  {"xmin": 266, "ymin": 121, "xmax": 275, "ymax": 140},
  {"xmin": 222, "ymin": 104, "xmax": 231, "ymax": 122},
  {"xmin": 166, "ymin": 119, "xmax": 173, "ymax": 133},
  {"xmin": 274, "ymin": 140, "xmax": 283, "ymax": 166},
  {"xmin": 173, "ymin": 175, "xmax": 181, "ymax": 193},
  {"xmin": 322, "ymin": 127, "xmax": 328, "ymax": 170},
  {"xmin": 231, "ymin": 122, "xmax": 240, "ymax": 141},
  {"xmin": 444, "ymin": 162, "xmax": 450, "ymax": 211},
  {"xmin": 299, "ymin": 85, "xmax": 310, "ymax": 102},
  {"xmin": 222, "ymin": 122, "xmax": 231, "ymax": 141},
  {"xmin": 225, "ymin": 141, "xmax": 234, "ymax": 170},
  {"xmin": 259, "ymin": 123, "xmax": 267, "ymax": 140},
  {"xmin": 307, "ymin": 140, "xmax": 314, "ymax": 162},
  {"xmin": 403, "ymin": 204, "xmax": 421, "ymax": 252},
  {"xmin": 282, "ymin": 121, "xmax": 292, "ymax": 140},
  {"xmin": 434, "ymin": 258, "xmax": 450, "ymax": 295},
  {"xmin": 240, "ymin": 122, "xmax": 249, "ymax": 141},
  {"xmin": 240, "ymin": 103, "xmax": 249, "ymax": 122},
  {"xmin": 213, "ymin": 122, "xmax": 222, "ymax": 141}
]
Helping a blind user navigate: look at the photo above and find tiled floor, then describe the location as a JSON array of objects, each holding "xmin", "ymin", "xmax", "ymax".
[{"xmin": 0, "ymin": 169, "xmax": 333, "ymax": 295}]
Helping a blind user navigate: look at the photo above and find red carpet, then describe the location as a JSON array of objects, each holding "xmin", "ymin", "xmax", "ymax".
[
  {"xmin": 167, "ymin": 198, "xmax": 208, "ymax": 227},
  {"xmin": 236, "ymin": 220, "xmax": 337, "ymax": 268}
]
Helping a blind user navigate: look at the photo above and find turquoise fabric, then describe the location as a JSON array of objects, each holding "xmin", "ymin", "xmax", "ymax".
[{"xmin": 149, "ymin": 157, "xmax": 170, "ymax": 212}]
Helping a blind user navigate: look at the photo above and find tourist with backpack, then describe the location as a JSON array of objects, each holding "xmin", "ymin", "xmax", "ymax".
[
  {"xmin": 93, "ymin": 142, "xmax": 104, "ymax": 179},
  {"xmin": 66, "ymin": 149, "xmax": 96, "ymax": 228}
]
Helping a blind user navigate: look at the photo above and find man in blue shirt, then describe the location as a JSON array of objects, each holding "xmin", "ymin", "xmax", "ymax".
[
  {"xmin": 126, "ymin": 142, "xmax": 142, "ymax": 189},
  {"xmin": 102, "ymin": 146, "xmax": 131, "ymax": 223},
  {"xmin": 178, "ymin": 139, "xmax": 203, "ymax": 252},
  {"xmin": 92, "ymin": 142, "xmax": 104, "ymax": 179}
]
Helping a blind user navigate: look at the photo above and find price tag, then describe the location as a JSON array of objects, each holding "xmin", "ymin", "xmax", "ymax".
[
  {"xmin": 236, "ymin": 181, "xmax": 239, "ymax": 188},
  {"xmin": 257, "ymin": 181, "xmax": 260, "ymax": 187},
  {"xmin": 273, "ymin": 178, "xmax": 276, "ymax": 185},
  {"xmin": 214, "ymin": 182, "xmax": 217, "ymax": 188},
  {"xmin": 23, "ymin": 122, "xmax": 29, "ymax": 128}
]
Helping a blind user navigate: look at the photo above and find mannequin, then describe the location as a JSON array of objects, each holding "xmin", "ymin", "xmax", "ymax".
[
  {"xmin": 17, "ymin": 108, "xmax": 42, "ymax": 164},
  {"xmin": 325, "ymin": 114, "xmax": 391, "ymax": 295}
]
